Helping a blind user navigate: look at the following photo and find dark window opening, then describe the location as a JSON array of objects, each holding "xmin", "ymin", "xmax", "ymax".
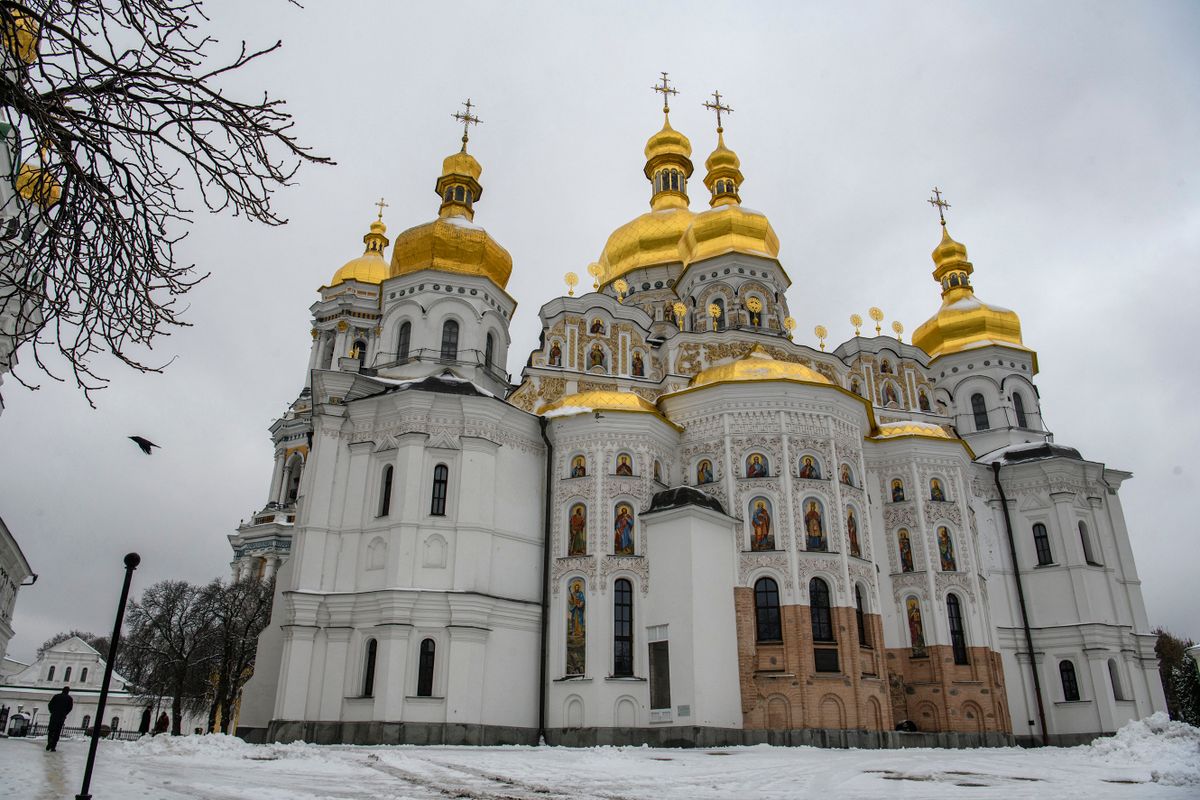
[
  {"xmin": 1033, "ymin": 523, "xmax": 1053, "ymax": 566},
  {"xmin": 613, "ymin": 579, "xmax": 634, "ymax": 677},
  {"xmin": 810, "ymin": 578, "xmax": 834, "ymax": 643},
  {"xmin": 379, "ymin": 464, "xmax": 394, "ymax": 516},
  {"xmin": 855, "ymin": 585, "xmax": 869, "ymax": 648},
  {"xmin": 431, "ymin": 464, "xmax": 449, "ymax": 516},
  {"xmin": 754, "ymin": 577, "xmax": 782, "ymax": 643},
  {"xmin": 648, "ymin": 641, "xmax": 671, "ymax": 710},
  {"xmin": 1060, "ymin": 660, "xmax": 1080, "ymax": 702},
  {"xmin": 363, "ymin": 638, "xmax": 378, "ymax": 697},
  {"xmin": 417, "ymin": 638, "xmax": 435, "ymax": 697},
  {"xmin": 947, "ymin": 594, "xmax": 969, "ymax": 665},
  {"xmin": 1013, "ymin": 393, "xmax": 1028, "ymax": 428},
  {"xmin": 397, "ymin": 321, "xmax": 411, "ymax": 361},
  {"xmin": 971, "ymin": 393, "xmax": 990, "ymax": 431},
  {"xmin": 440, "ymin": 320, "xmax": 459, "ymax": 361}
]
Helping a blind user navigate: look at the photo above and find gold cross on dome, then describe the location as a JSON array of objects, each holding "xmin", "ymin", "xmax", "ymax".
[
  {"xmin": 652, "ymin": 72, "xmax": 678, "ymax": 112},
  {"xmin": 703, "ymin": 90, "xmax": 733, "ymax": 132},
  {"xmin": 373, "ymin": 197, "xmax": 388, "ymax": 220},
  {"xmin": 928, "ymin": 186, "xmax": 951, "ymax": 226},
  {"xmin": 452, "ymin": 98, "xmax": 482, "ymax": 146}
]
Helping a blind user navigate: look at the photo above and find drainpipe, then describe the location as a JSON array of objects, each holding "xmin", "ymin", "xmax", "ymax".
[
  {"xmin": 991, "ymin": 461, "xmax": 1049, "ymax": 746},
  {"xmin": 537, "ymin": 417, "xmax": 553, "ymax": 744}
]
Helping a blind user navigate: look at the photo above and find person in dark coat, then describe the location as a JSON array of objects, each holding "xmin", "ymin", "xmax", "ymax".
[
  {"xmin": 153, "ymin": 711, "xmax": 169, "ymax": 736},
  {"xmin": 46, "ymin": 687, "xmax": 73, "ymax": 751}
]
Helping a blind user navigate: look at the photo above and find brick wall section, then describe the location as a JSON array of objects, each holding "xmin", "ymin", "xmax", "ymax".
[{"xmin": 734, "ymin": 588, "xmax": 1010, "ymax": 734}]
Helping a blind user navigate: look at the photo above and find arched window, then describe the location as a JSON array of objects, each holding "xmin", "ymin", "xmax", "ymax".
[
  {"xmin": 485, "ymin": 332, "xmax": 495, "ymax": 367},
  {"xmin": 64, "ymin": 666, "xmax": 72, "ymax": 682},
  {"xmin": 1033, "ymin": 523, "xmax": 1053, "ymax": 566},
  {"xmin": 379, "ymin": 464, "xmax": 394, "ymax": 517},
  {"xmin": 971, "ymin": 393, "xmax": 990, "ymax": 431},
  {"xmin": 111, "ymin": 716, "xmax": 120, "ymax": 730},
  {"xmin": 417, "ymin": 638, "xmax": 436, "ymax": 697},
  {"xmin": 284, "ymin": 455, "xmax": 303, "ymax": 505},
  {"xmin": 1060, "ymin": 660, "xmax": 1080, "ymax": 702},
  {"xmin": 1013, "ymin": 393, "xmax": 1028, "ymax": 428},
  {"xmin": 855, "ymin": 585, "xmax": 869, "ymax": 647},
  {"xmin": 712, "ymin": 298, "xmax": 726, "ymax": 330},
  {"xmin": 80, "ymin": 667, "xmax": 88, "ymax": 683},
  {"xmin": 440, "ymin": 320, "xmax": 459, "ymax": 361},
  {"xmin": 754, "ymin": 577, "xmax": 782, "ymax": 643},
  {"xmin": 1108, "ymin": 659, "xmax": 1125, "ymax": 701},
  {"xmin": 613, "ymin": 578, "xmax": 634, "ymax": 677},
  {"xmin": 362, "ymin": 639, "xmax": 378, "ymax": 697},
  {"xmin": 47, "ymin": 665, "xmax": 55, "ymax": 681},
  {"xmin": 396, "ymin": 321, "xmax": 411, "ymax": 362},
  {"xmin": 947, "ymin": 594, "xmax": 969, "ymax": 665},
  {"xmin": 82, "ymin": 715, "xmax": 91, "ymax": 731},
  {"xmin": 352, "ymin": 339, "xmax": 367, "ymax": 367},
  {"xmin": 809, "ymin": 578, "xmax": 834, "ymax": 642},
  {"xmin": 453, "ymin": 185, "xmax": 464, "ymax": 202},
  {"xmin": 1079, "ymin": 521, "xmax": 1099, "ymax": 565},
  {"xmin": 430, "ymin": 464, "xmax": 449, "ymax": 516},
  {"xmin": 670, "ymin": 170, "xmax": 679, "ymax": 191}
]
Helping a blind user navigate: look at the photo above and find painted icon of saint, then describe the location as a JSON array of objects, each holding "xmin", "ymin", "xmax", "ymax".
[
  {"xmin": 590, "ymin": 318, "xmax": 605, "ymax": 334},
  {"xmin": 616, "ymin": 454, "xmax": 633, "ymax": 476},
  {"xmin": 883, "ymin": 383, "xmax": 899, "ymax": 406},
  {"xmin": 891, "ymin": 479, "xmax": 906, "ymax": 503},
  {"xmin": 566, "ymin": 578, "xmax": 586, "ymax": 675},
  {"xmin": 549, "ymin": 342, "xmax": 561, "ymax": 367},
  {"xmin": 938, "ymin": 526, "xmax": 957, "ymax": 571},
  {"xmin": 632, "ymin": 351, "xmax": 645, "ymax": 377},
  {"xmin": 570, "ymin": 456, "xmax": 586, "ymax": 478},
  {"xmin": 747, "ymin": 454, "xmax": 768, "ymax": 478},
  {"xmin": 898, "ymin": 529, "xmax": 914, "ymax": 572},
  {"xmin": 851, "ymin": 380, "xmax": 862, "ymax": 396},
  {"xmin": 919, "ymin": 392, "xmax": 931, "ymax": 412},
  {"xmin": 697, "ymin": 459, "xmax": 714, "ymax": 484},
  {"xmin": 880, "ymin": 360, "xmax": 892, "ymax": 374},
  {"xmin": 805, "ymin": 500, "xmax": 825, "ymax": 551},
  {"xmin": 568, "ymin": 504, "xmax": 587, "ymax": 556},
  {"xmin": 589, "ymin": 345, "xmax": 605, "ymax": 370},
  {"xmin": 751, "ymin": 499, "xmax": 773, "ymax": 551},
  {"xmin": 847, "ymin": 508, "xmax": 860, "ymax": 557},
  {"xmin": 613, "ymin": 503, "xmax": 635, "ymax": 555},
  {"xmin": 930, "ymin": 479, "xmax": 946, "ymax": 502},
  {"xmin": 799, "ymin": 455, "xmax": 820, "ymax": 480},
  {"xmin": 907, "ymin": 597, "xmax": 926, "ymax": 656},
  {"xmin": 840, "ymin": 464, "xmax": 852, "ymax": 486},
  {"xmin": 653, "ymin": 461, "xmax": 662, "ymax": 482}
]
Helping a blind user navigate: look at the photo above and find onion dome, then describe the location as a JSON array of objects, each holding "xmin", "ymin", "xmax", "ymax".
[
  {"xmin": 678, "ymin": 128, "xmax": 779, "ymax": 268},
  {"xmin": 327, "ymin": 217, "xmax": 390, "ymax": 287},
  {"xmin": 595, "ymin": 108, "xmax": 696, "ymax": 287},
  {"xmin": 689, "ymin": 345, "xmax": 832, "ymax": 389},
  {"xmin": 912, "ymin": 223, "xmax": 1026, "ymax": 359},
  {"xmin": 389, "ymin": 137, "xmax": 513, "ymax": 291},
  {"xmin": 538, "ymin": 390, "xmax": 676, "ymax": 428}
]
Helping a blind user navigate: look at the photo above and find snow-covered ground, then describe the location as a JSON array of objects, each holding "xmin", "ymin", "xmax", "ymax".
[{"xmin": 1, "ymin": 714, "xmax": 1197, "ymax": 799}]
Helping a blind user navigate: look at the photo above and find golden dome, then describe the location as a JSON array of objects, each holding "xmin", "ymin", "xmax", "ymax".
[
  {"xmin": 538, "ymin": 390, "xmax": 676, "ymax": 427},
  {"xmin": 704, "ymin": 130, "xmax": 740, "ymax": 174},
  {"xmin": 644, "ymin": 115, "xmax": 692, "ymax": 162},
  {"xmin": 873, "ymin": 421, "xmax": 954, "ymax": 440},
  {"xmin": 390, "ymin": 215, "xmax": 512, "ymax": 290},
  {"xmin": 912, "ymin": 224, "xmax": 1027, "ymax": 359},
  {"xmin": 442, "ymin": 149, "xmax": 482, "ymax": 182},
  {"xmin": 597, "ymin": 207, "xmax": 695, "ymax": 286},
  {"xmin": 690, "ymin": 345, "xmax": 833, "ymax": 389},
  {"xmin": 679, "ymin": 204, "xmax": 779, "ymax": 267},
  {"xmin": 327, "ymin": 218, "xmax": 389, "ymax": 287}
]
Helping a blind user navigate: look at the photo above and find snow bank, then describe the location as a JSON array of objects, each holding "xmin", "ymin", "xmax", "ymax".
[
  {"xmin": 1087, "ymin": 712, "xmax": 1200, "ymax": 786},
  {"xmin": 124, "ymin": 733, "xmax": 323, "ymax": 762}
]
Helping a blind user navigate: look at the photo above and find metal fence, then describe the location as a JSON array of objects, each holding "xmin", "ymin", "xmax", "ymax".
[{"xmin": 27, "ymin": 724, "xmax": 144, "ymax": 742}]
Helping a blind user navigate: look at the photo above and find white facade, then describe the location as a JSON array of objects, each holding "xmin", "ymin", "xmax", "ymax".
[{"xmin": 0, "ymin": 516, "xmax": 33, "ymax": 667}]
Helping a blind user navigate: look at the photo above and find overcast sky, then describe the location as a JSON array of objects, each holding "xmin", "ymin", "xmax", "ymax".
[{"xmin": 1, "ymin": 1, "xmax": 1197, "ymax": 662}]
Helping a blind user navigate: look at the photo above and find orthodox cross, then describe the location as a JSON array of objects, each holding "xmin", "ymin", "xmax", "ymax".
[
  {"xmin": 703, "ymin": 90, "xmax": 733, "ymax": 132},
  {"xmin": 928, "ymin": 186, "xmax": 951, "ymax": 225},
  {"xmin": 452, "ymin": 98, "xmax": 482, "ymax": 147},
  {"xmin": 652, "ymin": 72, "xmax": 678, "ymax": 112},
  {"xmin": 373, "ymin": 197, "xmax": 388, "ymax": 220}
]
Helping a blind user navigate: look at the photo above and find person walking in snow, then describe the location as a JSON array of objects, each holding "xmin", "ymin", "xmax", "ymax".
[
  {"xmin": 45, "ymin": 686, "xmax": 73, "ymax": 751},
  {"xmin": 153, "ymin": 711, "xmax": 169, "ymax": 736}
]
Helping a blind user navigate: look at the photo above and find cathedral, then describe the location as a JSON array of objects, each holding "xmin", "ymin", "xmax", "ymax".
[{"xmin": 231, "ymin": 81, "xmax": 1165, "ymax": 748}]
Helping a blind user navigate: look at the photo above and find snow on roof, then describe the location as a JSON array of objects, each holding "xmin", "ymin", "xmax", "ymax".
[
  {"xmin": 441, "ymin": 215, "xmax": 483, "ymax": 230},
  {"xmin": 540, "ymin": 405, "xmax": 592, "ymax": 419}
]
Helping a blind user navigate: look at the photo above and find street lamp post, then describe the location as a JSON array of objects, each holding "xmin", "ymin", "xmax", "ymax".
[{"xmin": 75, "ymin": 552, "xmax": 140, "ymax": 800}]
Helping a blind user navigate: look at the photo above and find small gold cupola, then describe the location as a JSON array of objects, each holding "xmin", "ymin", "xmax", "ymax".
[
  {"xmin": 701, "ymin": 91, "xmax": 743, "ymax": 207},
  {"xmin": 327, "ymin": 201, "xmax": 391, "ymax": 287},
  {"xmin": 436, "ymin": 99, "xmax": 484, "ymax": 221},
  {"xmin": 912, "ymin": 189, "xmax": 1028, "ymax": 359},
  {"xmin": 643, "ymin": 72, "xmax": 693, "ymax": 211}
]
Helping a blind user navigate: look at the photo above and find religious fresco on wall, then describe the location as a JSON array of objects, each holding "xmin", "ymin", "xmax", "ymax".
[
  {"xmin": 568, "ymin": 504, "xmax": 587, "ymax": 556},
  {"xmin": 883, "ymin": 382, "xmax": 899, "ymax": 406},
  {"xmin": 570, "ymin": 455, "xmax": 587, "ymax": 478},
  {"xmin": 589, "ymin": 318, "xmax": 605, "ymax": 335},
  {"xmin": 652, "ymin": 460, "xmax": 662, "ymax": 482},
  {"xmin": 566, "ymin": 578, "xmax": 586, "ymax": 675},
  {"xmin": 804, "ymin": 499, "xmax": 826, "ymax": 551},
  {"xmin": 906, "ymin": 596, "xmax": 926, "ymax": 657},
  {"xmin": 891, "ymin": 479, "xmax": 906, "ymax": 503},
  {"xmin": 850, "ymin": 379, "xmax": 862, "ymax": 396},
  {"xmin": 938, "ymin": 526, "xmax": 957, "ymax": 571},
  {"xmin": 798, "ymin": 455, "xmax": 821, "ymax": 480},
  {"xmin": 549, "ymin": 341, "xmax": 562, "ymax": 367},
  {"xmin": 613, "ymin": 502, "xmax": 635, "ymax": 555},
  {"xmin": 919, "ymin": 391, "xmax": 931, "ymax": 412},
  {"xmin": 839, "ymin": 463, "xmax": 853, "ymax": 486},
  {"xmin": 880, "ymin": 360, "xmax": 892, "ymax": 374},
  {"xmin": 898, "ymin": 528, "xmax": 914, "ymax": 572},
  {"xmin": 750, "ymin": 498, "xmax": 774, "ymax": 551},
  {"xmin": 930, "ymin": 478, "xmax": 946, "ymax": 502},
  {"xmin": 847, "ymin": 507, "xmax": 861, "ymax": 557},
  {"xmin": 615, "ymin": 453, "xmax": 633, "ymax": 476},
  {"xmin": 746, "ymin": 453, "xmax": 769, "ymax": 478},
  {"xmin": 589, "ymin": 344, "xmax": 606, "ymax": 370},
  {"xmin": 696, "ymin": 459, "xmax": 714, "ymax": 484},
  {"xmin": 632, "ymin": 351, "xmax": 645, "ymax": 377}
]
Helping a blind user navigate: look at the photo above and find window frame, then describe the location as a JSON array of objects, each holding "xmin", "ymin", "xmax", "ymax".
[
  {"xmin": 809, "ymin": 577, "xmax": 835, "ymax": 643},
  {"xmin": 417, "ymin": 638, "xmax": 436, "ymax": 697},
  {"xmin": 379, "ymin": 464, "xmax": 394, "ymax": 517},
  {"xmin": 1033, "ymin": 522, "xmax": 1053, "ymax": 566},
  {"xmin": 971, "ymin": 392, "xmax": 990, "ymax": 431},
  {"xmin": 754, "ymin": 577, "xmax": 783, "ymax": 643},
  {"xmin": 855, "ymin": 584, "xmax": 870, "ymax": 648},
  {"xmin": 430, "ymin": 464, "xmax": 449, "ymax": 516},
  {"xmin": 396, "ymin": 321, "xmax": 411, "ymax": 362},
  {"xmin": 1060, "ymin": 659, "xmax": 1080, "ymax": 702},
  {"xmin": 362, "ymin": 638, "xmax": 378, "ymax": 698},
  {"xmin": 439, "ymin": 319, "xmax": 460, "ymax": 362},
  {"xmin": 947, "ymin": 594, "xmax": 969, "ymax": 665},
  {"xmin": 613, "ymin": 578, "xmax": 634, "ymax": 677}
]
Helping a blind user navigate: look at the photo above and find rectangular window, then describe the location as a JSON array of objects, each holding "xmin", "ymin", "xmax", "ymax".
[
  {"xmin": 1033, "ymin": 523, "xmax": 1053, "ymax": 566},
  {"xmin": 613, "ymin": 579, "xmax": 634, "ymax": 677},
  {"xmin": 813, "ymin": 648, "xmax": 840, "ymax": 673},
  {"xmin": 648, "ymin": 641, "xmax": 671, "ymax": 711},
  {"xmin": 431, "ymin": 465, "xmax": 448, "ymax": 516}
]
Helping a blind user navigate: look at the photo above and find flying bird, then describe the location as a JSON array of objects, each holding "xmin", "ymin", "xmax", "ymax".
[{"xmin": 128, "ymin": 436, "xmax": 159, "ymax": 455}]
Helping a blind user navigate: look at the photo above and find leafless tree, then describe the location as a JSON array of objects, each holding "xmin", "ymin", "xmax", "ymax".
[
  {"xmin": 201, "ymin": 575, "xmax": 274, "ymax": 733},
  {"xmin": 37, "ymin": 628, "xmax": 109, "ymax": 658},
  {"xmin": 0, "ymin": 0, "xmax": 330, "ymax": 403}
]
